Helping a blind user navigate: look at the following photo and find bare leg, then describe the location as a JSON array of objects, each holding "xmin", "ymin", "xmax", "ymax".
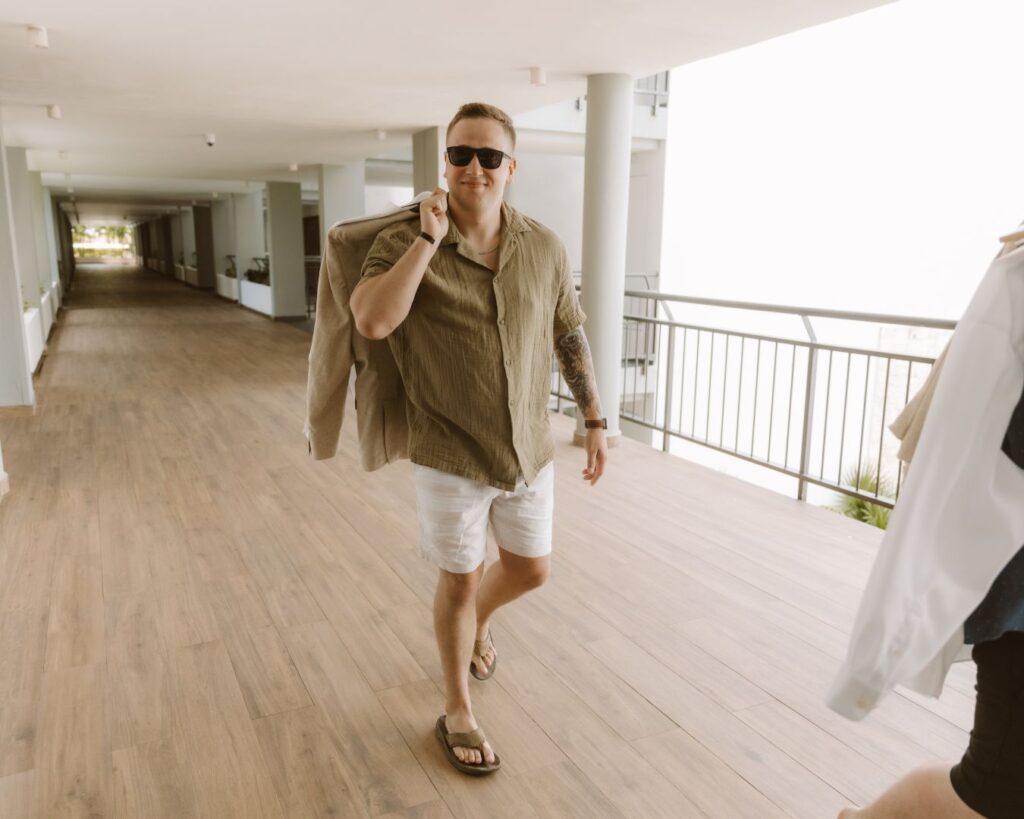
[
  {"xmin": 473, "ymin": 548, "xmax": 550, "ymax": 675},
  {"xmin": 433, "ymin": 564, "xmax": 495, "ymax": 765},
  {"xmin": 837, "ymin": 765, "xmax": 982, "ymax": 819}
]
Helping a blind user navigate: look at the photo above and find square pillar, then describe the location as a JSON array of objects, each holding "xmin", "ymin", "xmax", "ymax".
[
  {"xmin": 318, "ymin": 162, "xmax": 366, "ymax": 241},
  {"xmin": 265, "ymin": 181, "xmax": 305, "ymax": 318},
  {"xmin": 413, "ymin": 126, "xmax": 445, "ymax": 194}
]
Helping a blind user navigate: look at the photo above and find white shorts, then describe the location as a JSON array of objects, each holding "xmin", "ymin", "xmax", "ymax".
[{"xmin": 412, "ymin": 462, "xmax": 554, "ymax": 574}]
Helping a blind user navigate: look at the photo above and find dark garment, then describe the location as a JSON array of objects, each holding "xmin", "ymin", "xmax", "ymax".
[
  {"xmin": 964, "ymin": 383, "xmax": 1024, "ymax": 645},
  {"xmin": 950, "ymin": 632, "xmax": 1024, "ymax": 819}
]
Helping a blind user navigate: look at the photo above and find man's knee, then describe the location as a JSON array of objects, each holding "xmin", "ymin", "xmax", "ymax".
[
  {"xmin": 438, "ymin": 568, "xmax": 480, "ymax": 607},
  {"xmin": 515, "ymin": 557, "xmax": 550, "ymax": 590}
]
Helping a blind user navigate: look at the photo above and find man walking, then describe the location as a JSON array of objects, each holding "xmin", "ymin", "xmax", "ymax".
[{"xmin": 351, "ymin": 102, "xmax": 607, "ymax": 774}]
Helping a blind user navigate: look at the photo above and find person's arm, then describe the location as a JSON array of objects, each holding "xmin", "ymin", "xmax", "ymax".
[
  {"xmin": 350, "ymin": 188, "xmax": 448, "ymax": 340},
  {"xmin": 555, "ymin": 327, "xmax": 608, "ymax": 485}
]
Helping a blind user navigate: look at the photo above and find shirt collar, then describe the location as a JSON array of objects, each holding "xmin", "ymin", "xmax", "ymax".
[{"xmin": 440, "ymin": 200, "xmax": 531, "ymax": 247}]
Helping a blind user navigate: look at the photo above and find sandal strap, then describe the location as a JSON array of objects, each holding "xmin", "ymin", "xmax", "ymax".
[
  {"xmin": 473, "ymin": 631, "xmax": 493, "ymax": 656},
  {"xmin": 447, "ymin": 727, "xmax": 486, "ymax": 748}
]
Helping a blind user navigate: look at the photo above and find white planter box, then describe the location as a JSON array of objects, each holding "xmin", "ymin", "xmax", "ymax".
[
  {"xmin": 240, "ymin": 280, "xmax": 272, "ymax": 316},
  {"xmin": 184, "ymin": 266, "xmax": 198, "ymax": 286},
  {"xmin": 23, "ymin": 308, "xmax": 44, "ymax": 373},
  {"xmin": 216, "ymin": 274, "xmax": 239, "ymax": 301},
  {"xmin": 40, "ymin": 292, "xmax": 53, "ymax": 338},
  {"xmin": 174, "ymin": 264, "xmax": 185, "ymax": 280}
]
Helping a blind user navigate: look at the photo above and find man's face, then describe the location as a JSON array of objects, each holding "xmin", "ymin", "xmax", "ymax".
[{"xmin": 444, "ymin": 117, "xmax": 516, "ymax": 214}]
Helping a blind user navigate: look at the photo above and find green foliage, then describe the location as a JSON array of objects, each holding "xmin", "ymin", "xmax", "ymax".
[{"xmin": 832, "ymin": 468, "xmax": 892, "ymax": 529}]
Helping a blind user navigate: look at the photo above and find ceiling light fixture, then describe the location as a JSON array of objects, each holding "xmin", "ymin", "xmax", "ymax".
[
  {"xmin": 530, "ymin": 66, "xmax": 547, "ymax": 87},
  {"xmin": 28, "ymin": 25, "xmax": 49, "ymax": 49},
  {"xmin": 47, "ymin": 104, "xmax": 62, "ymax": 120},
  {"xmin": 288, "ymin": 162, "xmax": 298, "ymax": 172},
  {"xmin": 376, "ymin": 129, "xmax": 387, "ymax": 141},
  {"xmin": 58, "ymin": 150, "xmax": 68, "ymax": 160},
  {"xmin": 211, "ymin": 192, "xmax": 218, "ymax": 199}
]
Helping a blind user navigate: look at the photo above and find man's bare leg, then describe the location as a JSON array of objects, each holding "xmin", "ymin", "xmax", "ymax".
[
  {"xmin": 837, "ymin": 765, "xmax": 982, "ymax": 819},
  {"xmin": 472, "ymin": 548, "xmax": 550, "ymax": 675},
  {"xmin": 434, "ymin": 564, "xmax": 496, "ymax": 766}
]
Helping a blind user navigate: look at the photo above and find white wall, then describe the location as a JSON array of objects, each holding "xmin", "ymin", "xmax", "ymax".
[
  {"xmin": 365, "ymin": 185, "xmax": 414, "ymax": 214},
  {"xmin": 505, "ymin": 146, "xmax": 665, "ymax": 278},
  {"xmin": 505, "ymin": 152, "xmax": 585, "ymax": 270},
  {"xmin": 211, "ymin": 198, "xmax": 235, "ymax": 277},
  {"xmin": 626, "ymin": 144, "xmax": 666, "ymax": 278},
  {"xmin": 180, "ymin": 207, "xmax": 196, "ymax": 266},
  {"xmin": 266, "ymin": 181, "xmax": 305, "ymax": 318},
  {"xmin": 233, "ymin": 191, "xmax": 265, "ymax": 276},
  {"xmin": 170, "ymin": 212, "xmax": 184, "ymax": 263},
  {"xmin": 42, "ymin": 188, "xmax": 60, "ymax": 289},
  {"xmin": 0, "ymin": 109, "xmax": 33, "ymax": 407},
  {"xmin": 5, "ymin": 148, "xmax": 40, "ymax": 309}
]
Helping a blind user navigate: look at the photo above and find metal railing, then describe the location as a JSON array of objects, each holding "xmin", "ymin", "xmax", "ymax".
[{"xmin": 551, "ymin": 291, "xmax": 956, "ymax": 508}]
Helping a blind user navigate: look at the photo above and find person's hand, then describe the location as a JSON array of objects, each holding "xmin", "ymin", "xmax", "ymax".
[
  {"xmin": 420, "ymin": 187, "xmax": 449, "ymax": 243},
  {"xmin": 582, "ymin": 428, "xmax": 608, "ymax": 486}
]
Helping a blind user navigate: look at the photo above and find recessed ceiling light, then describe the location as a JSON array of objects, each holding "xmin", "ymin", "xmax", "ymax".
[
  {"xmin": 28, "ymin": 25, "xmax": 48, "ymax": 49},
  {"xmin": 211, "ymin": 192, "xmax": 218, "ymax": 199},
  {"xmin": 288, "ymin": 162, "xmax": 298, "ymax": 172},
  {"xmin": 530, "ymin": 67, "xmax": 547, "ymax": 87},
  {"xmin": 58, "ymin": 150, "xmax": 68, "ymax": 160},
  {"xmin": 376, "ymin": 129, "xmax": 387, "ymax": 141},
  {"xmin": 67, "ymin": 187, "xmax": 74, "ymax": 194},
  {"xmin": 47, "ymin": 104, "xmax": 62, "ymax": 120}
]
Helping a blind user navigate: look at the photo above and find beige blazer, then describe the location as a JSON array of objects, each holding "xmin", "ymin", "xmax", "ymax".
[{"xmin": 303, "ymin": 205, "xmax": 420, "ymax": 469}]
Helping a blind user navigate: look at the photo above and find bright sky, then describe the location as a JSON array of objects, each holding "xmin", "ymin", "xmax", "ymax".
[{"xmin": 661, "ymin": 0, "xmax": 1024, "ymax": 321}]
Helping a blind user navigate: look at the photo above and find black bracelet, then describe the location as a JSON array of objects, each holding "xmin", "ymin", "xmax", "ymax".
[{"xmin": 419, "ymin": 231, "xmax": 436, "ymax": 245}]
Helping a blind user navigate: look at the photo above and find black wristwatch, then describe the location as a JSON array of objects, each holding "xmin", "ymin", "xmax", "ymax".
[{"xmin": 584, "ymin": 418, "xmax": 608, "ymax": 430}]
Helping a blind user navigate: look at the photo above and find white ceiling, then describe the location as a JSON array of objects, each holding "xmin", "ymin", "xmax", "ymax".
[{"xmin": 1, "ymin": 0, "xmax": 892, "ymax": 207}]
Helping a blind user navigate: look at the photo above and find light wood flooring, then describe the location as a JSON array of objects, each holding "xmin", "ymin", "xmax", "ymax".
[{"xmin": 0, "ymin": 265, "xmax": 974, "ymax": 818}]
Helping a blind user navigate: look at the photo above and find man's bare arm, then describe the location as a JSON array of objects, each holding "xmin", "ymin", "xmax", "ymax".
[{"xmin": 555, "ymin": 327, "xmax": 603, "ymax": 420}]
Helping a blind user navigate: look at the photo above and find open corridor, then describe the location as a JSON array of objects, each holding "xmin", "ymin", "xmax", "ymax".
[{"xmin": 0, "ymin": 266, "xmax": 973, "ymax": 818}]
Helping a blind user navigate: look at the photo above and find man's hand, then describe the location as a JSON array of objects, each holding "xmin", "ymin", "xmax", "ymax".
[
  {"xmin": 420, "ymin": 187, "xmax": 449, "ymax": 242},
  {"xmin": 582, "ymin": 427, "xmax": 608, "ymax": 486}
]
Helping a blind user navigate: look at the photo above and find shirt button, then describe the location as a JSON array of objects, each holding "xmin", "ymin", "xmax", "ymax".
[
  {"xmin": 509, "ymin": 400, "xmax": 515, "ymax": 407},
  {"xmin": 505, "ymin": 359, "xmax": 511, "ymax": 366},
  {"xmin": 498, "ymin": 319, "xmax": 506, "ymax": 325}
]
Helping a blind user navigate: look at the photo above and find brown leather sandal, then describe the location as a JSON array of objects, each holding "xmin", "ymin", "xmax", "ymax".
[
  {"xmin": 470, "ymin": 630, "xmax": 497, "ymax": 681},
  {"xmin": 435, "ymin": 715, "xmax": 501, "ymax": 775}
]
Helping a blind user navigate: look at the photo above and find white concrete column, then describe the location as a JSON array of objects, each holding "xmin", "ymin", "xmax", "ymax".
[
  {"xmin": 265, "ymin": 181, "xmax": 305, "ymax": 318},
  {"xmin": 318, "ymin": 162, "xmax": 365, "ymax": 241},
  {"xmin": 42, "ymin": 189, "xmax": 60, "ymax": 291},
  {"xmin": 412, "ymin": 126, "xmax": 445, "ymax": 194},
  {"xmin": 211, "ymin": 198, "xmax": 235, "ymax": 282},
  {"xmin": 578, "ymin": 73, "xmax": 634, "ymax": 443},
  {"xmin": 232, "ymin": 191, "xmax": 265, "ymax": 278},
  {"xmin": 5, "ymin": 148, "xmax": 41, "ymax": 310},
  {"xmin": 0, "ymin": 110, "xmax": 33, "ymax": 407},
  {"xmin": 181, "ymin": 207, "xmax": 196, "ymax": 271}
]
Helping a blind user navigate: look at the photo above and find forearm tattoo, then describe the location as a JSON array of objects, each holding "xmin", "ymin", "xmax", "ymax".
[{"xmin": 555, "ymin": 328, "xmax": 602, "ymax": 416}]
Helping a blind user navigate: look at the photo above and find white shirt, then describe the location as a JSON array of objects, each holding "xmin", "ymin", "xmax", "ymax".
[{"xmin": 827, "ymin": 244, "xmax": 1024, "ymax": 720}]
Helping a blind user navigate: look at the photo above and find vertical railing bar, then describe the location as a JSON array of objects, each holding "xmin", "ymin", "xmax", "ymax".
[
  {"xmin": 785, "ymin": 344, "xmax": 797, "ymax": 470},
  {"xmin": 735, "ymin": 336, "xmax": 745, "ymax": 452},
  {"xmin": 751, "ymin": 339, "xmax": 762, "ymax": 458},
  {"xmin": 691, "ymin": 330, "xmax": 702, "ymax": 438},
  {"xmin": 876, "ymin": 357, "xmax": 892, "ymax": 499},
  {"xmin": 705, "ymin": 332, "xmax": 716, "ymax": 442},
  {"xmin": 720, "ymin": 333, "xmax": 730, "ymax": 447},
  {"xmin": 856, "ymin": 354, "xmax": 871, "ymax": 488},
  {"xmin": 767, "ymin": 341, "xmax": 779, "ymax": 464},
  {"xmin": 677, "ymin": 328, "xmax": 687, "ymax": 434},
  {"xmin": 837, "ymin": 352, "xmax": 853, "ymax": 487},
  {"xmin": 663, "ymin": 326, "xmax": 676, "ymax": 451},
  {"xmin": 896, "ymin": 361, "xmax": 914, "ymax": 498},
  {"xmin": 641, "ymin": 320, "xmax": 652, "ymax": 425},
  {"xmin": 819, "ymin": 350, "xmax": 834, "ymax": 480}
]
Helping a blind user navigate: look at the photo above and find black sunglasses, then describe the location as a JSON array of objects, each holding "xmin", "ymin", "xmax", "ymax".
[{"xmin": 445, "ymin": 145, "xmax": 513, "ymax": 170}]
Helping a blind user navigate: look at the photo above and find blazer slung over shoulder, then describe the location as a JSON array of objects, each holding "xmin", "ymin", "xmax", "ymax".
[{"xmin": 303, "ymin": 202, "xmax": 422, "ymax": 470}]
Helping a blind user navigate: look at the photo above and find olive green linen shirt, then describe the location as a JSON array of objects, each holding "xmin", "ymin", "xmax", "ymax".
[{"xmin": 358, "ymin": 201, "xmax": 586, "ymax": 491}]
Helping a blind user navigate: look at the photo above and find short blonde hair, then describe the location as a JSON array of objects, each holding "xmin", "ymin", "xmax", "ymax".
[{"xmin": 446, "ymin": 102, "xmax": 517, "ymax": 152}]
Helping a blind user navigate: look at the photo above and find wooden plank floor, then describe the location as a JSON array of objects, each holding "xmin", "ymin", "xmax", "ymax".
[{"xmin": 0, "ymin": 264, "xmax": 973, "ymax": 818}]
